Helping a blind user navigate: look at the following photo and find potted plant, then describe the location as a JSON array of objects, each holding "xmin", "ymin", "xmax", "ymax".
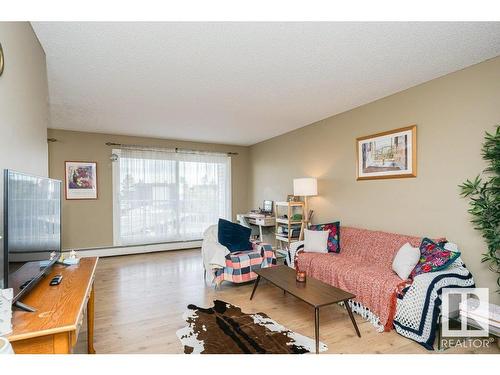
[{"xmin": 459, "ymin": 125, "xmax": 500, "ymax": 293}]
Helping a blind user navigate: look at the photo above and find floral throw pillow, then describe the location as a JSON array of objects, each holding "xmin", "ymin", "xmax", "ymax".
[
  {"xmin": 410, "ymin": 237, "xmax": 460, "ymax": 279},
  {"xmin": 308, "ymin": 221, "xmax": 340, "ymax": 253}
]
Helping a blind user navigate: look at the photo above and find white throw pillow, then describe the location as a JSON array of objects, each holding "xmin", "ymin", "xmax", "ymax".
[
  {"xmin": 304, "ymin": 229, "xmax": 329, "ymax": 253},
  {"xmin": 392, "ymin": 242, "xmax": 421, "ymax": 280}
]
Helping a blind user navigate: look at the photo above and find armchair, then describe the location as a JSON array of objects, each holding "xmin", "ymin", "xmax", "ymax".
[{"xmin": 201, "ymin": 224, "xmax": 276, "ymax": 287}]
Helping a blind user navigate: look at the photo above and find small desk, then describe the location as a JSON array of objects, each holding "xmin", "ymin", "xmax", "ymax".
[
  {"xmin": 7, "ymin": 257, "xmax": 98, "ymax": 354},
  {"xmin": 237, "ymin": 214, "xmax": 275, "ymax": 241}
]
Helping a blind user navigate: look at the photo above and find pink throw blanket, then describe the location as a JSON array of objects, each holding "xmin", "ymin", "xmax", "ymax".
[{"xmin": 297, "ymin": 226, "xmax": 423, "ymax": 330}]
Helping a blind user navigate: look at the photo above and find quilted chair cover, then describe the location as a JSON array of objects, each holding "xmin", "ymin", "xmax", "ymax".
[
  {"xmin": 214, "ymin": 242, "xmax": 276, "ymax": 286},
  {"xmin": 202, "ymin": 224, "xmax": 276, "ymax": 287}
]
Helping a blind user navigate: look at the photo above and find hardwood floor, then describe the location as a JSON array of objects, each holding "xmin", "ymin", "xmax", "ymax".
[{"xmin": 74, "ymin": 249, "xmax": 499, "ymax": 354}]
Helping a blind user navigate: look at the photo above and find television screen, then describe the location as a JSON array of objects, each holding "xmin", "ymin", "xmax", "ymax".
[{"xmin": 3, "ymin": 170, "xmax": 61, "ymax": 302}]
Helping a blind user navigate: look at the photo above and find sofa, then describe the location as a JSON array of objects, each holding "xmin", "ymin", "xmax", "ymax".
[{"xmin": 289, "ymin": 226, "xmax": 425, "ymax": 331}]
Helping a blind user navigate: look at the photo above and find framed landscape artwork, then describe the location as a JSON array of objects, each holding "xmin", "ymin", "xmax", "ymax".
[
  {"xmin": 356, "ymin": 125, "xmax": 417, "ymax": 180},
  {"xmin": 65, "ymin": 161, "xmax": 98, "ymax": 199}
]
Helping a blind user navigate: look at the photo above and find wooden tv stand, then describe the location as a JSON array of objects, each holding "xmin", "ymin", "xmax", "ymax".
[{"xmin": 7, "ymin": 257, "xmax": 98, "ymax": 354}]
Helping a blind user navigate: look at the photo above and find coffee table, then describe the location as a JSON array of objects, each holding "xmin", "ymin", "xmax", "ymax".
[{"xmin": 250, "ymin": 265, "xmax": 361, "ymax": 353}]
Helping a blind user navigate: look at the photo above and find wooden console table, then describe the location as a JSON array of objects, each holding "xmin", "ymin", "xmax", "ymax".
[{"xmin": 7, "ymin": 257, "xmax": 98, "ymax": 354}]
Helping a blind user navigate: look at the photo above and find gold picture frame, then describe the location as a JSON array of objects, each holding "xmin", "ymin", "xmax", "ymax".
[{"xmin": 356, "ymin": 125, "xmax": 417, "ymax": 180}]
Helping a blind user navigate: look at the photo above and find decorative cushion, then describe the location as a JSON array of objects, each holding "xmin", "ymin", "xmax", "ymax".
[
  {"xmin": 217, "ymin": 218, "xmax": 253, "ymax": 253},
  {"xmin": 308, "ymin": 221, "xmax": 340, "ymax": 253},
  {"xmin": 304, "ymin": 229, "xmax": 329, "ymax": 253},
  {"xmin": 410, "ymin": 237, "xmax": 461, "ymax": 279},
  {"xmin": 392, "ymin": 242, "xmax": 421, "ymax": 280}
]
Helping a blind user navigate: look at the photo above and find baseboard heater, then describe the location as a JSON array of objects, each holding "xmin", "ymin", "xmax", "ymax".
[{"xmin": 62, "ymin": 240, "xmax": 202, "ymax": 258}]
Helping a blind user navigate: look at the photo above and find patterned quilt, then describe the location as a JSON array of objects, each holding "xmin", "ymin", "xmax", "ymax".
[
  {"xmin": 393, "ymin": 258, "xmax": 475, "ymax": 350},
  {"xmin": 214, "ymin": 242, "xmax": 276, "ymax": 285}
]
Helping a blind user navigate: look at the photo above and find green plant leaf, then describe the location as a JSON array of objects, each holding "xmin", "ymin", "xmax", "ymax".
[{"xmin": 460, "ymin": 125, "xmax": 500, "ymax": 294}]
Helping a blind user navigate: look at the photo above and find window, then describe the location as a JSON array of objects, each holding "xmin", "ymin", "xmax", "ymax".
[{"xmin": 112, "ymin": 148, "xmax": 231, "ymax": 246}]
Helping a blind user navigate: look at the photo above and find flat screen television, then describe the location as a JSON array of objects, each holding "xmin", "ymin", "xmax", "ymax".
[{"xmin": 3, "ymin": 170, "xmax": 62, "ymax": 310}]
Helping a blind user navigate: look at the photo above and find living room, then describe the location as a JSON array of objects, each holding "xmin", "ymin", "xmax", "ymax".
[{"xmin": 1, "ymin": 1, "xmax": 499, "ymax": 372}]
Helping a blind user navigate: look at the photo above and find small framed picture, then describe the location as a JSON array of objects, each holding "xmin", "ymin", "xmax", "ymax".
[
  {"xmin": 287, "ymin": 194, "xmax": 299, "ymax": 202},
  {"xmin": 356, "ymin": 125, "xmax": 417, "ymax": 180},
  {"xmin": 65, "ymin": 161, "xmax": 98, "ymax": 200}
]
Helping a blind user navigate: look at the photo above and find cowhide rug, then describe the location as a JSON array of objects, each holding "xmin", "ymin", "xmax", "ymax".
[{"xmin": 176, "ymin": 299, "xmax": 327, "ymax": 354}]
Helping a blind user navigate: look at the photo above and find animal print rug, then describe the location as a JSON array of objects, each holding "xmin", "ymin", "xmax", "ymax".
[{"xmin": 176, "ymin": 299, "xmax": 327, "ymax": 354}]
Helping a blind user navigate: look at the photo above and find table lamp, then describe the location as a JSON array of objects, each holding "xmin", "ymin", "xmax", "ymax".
[{"xmin": 293, "ymin": 177, "xmax": 318, "ymax": 237}]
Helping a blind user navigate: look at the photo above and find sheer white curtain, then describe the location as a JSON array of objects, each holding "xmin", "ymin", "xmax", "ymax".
[{"xmin": 112, "ymin": 148, "xmax": 231, "ymax": 246}]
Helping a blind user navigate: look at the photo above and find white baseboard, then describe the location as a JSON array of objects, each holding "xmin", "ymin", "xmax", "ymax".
[{"xmin": 63, "ymin": 240, "xmax": 202, "ymax": 258}]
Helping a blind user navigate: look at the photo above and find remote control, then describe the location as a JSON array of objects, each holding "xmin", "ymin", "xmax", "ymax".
[
  {"xmin": 50, "ymin": 275, "xmax": 63, "ymax": 286},
  {"xmin": 19, "ymin": 278, "xmax": 35, "ymax": 290}
]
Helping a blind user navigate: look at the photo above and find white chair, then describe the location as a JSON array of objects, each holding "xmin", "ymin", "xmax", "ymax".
[
  {"xmin": 201, "ymin": 225, "xmax": 230, "ymax": 282},
  {"xmin": 236, "ymin": 215, "xmax": 260, "ymax": 238}
]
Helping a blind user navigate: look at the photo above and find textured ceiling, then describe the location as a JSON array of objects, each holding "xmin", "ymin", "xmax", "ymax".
[{"xmin": 32, "ymin": 22, "xmax": 500, "ymax": 146}]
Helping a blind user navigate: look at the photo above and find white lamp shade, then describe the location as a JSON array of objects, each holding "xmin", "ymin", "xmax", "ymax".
[{"xmin": 293, "ymin": 178, "xmax": 318, "ymax": 196}]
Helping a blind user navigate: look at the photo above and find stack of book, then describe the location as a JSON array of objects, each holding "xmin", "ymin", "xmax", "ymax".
[{"xmin": 277, "ymin": 224, "xmax": 302, "ymax": 239}]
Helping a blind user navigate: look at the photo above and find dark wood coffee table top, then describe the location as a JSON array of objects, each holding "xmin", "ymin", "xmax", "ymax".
[{"xmin": 254, "ymin": 266, "xmax": 355, "ymax": 308}]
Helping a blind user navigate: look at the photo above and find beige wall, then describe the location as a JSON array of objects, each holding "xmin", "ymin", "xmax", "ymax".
[
  {"xmin": 0, "ymin": 22, "xmax": 48, "ymax": 180},
  {"xmin": 249, "ymin": 56, "xmax": 500, "ymax": 302},
  {"xmin": 0, "ymin": 22, "xmax": 49, "ymax": 288},
  {"xmin": 47, "ymin": 129, "xmax": 250, "ymax": 250}
]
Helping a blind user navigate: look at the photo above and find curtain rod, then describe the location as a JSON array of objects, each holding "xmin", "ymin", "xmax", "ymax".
[{"xmin": 105, "ymin": 142, "xmax": 238, "ymax": 156}]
